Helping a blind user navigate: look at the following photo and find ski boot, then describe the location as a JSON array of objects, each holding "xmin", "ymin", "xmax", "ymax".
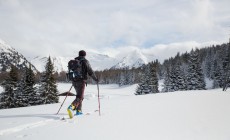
[
  {"xmin": 67, "ymin": 104, "xmax": 76, "ymax": 119},
  {"xmin": 76, "ymin": 110, "xmax": 83, "ymax": 116}
]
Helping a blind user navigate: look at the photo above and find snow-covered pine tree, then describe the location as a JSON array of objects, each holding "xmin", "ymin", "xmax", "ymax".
[
  {"xmin": 135, "ymin": 62, "xmax": 159, "ymax": 95},
  {"xmin": 222, "ymin": 43, "xmax": 230, "ymax": 91},
  {"xmin": 0, "ymin": 65, "xmax": 20, "ymax": 109},
  {"xmin": 162, "ymin": 57, "xmax": 184, "ymax": 92},
  {"xmin": 149, "ymin": 61, "xmax": 159, "ymax": 93},
  {"xmin": 169, "ymin": 63, "xmax": 178, "ymax": 91},
  {"xmin": 15, "ymin": 77, "xmax": 29, "ymax": 107},
  {"xmin": 119, "ymin": 70, "xmax": 126, "ymax": 86},
  {"xmin": 162, "ymin": 67, "xmax": 172, "ymax": 92},
  {"xmin": 174, "ymin": 59, "xmax": 187, "ymax": 91},
  {"xmin": 22, "ymin": 64, "xmax": 42, "ymax": 106},
  {"xmin": 38, "ymin": 56, "xmax": 59, "ymax": 104},
  {"xmin": 125, "ymin": 68, "xmax": 135, "ymax": 85},
  {"xmin": 28, "ymin": 65, "xmax": 42, "ymax": 105},
  {"xmin": 118, "ymin": 68, "xmax": 135, "ymax": 86},
  {"xmin": 203, "ymin": 48, "xmax": 213, "ymax": 79},
  {"xmin": 135, "ymin": 64, "xmax": 151, "ymax": 95},
  {"xmin": 213, "ymin": 59, "xmax": 223, "ymax": 88},
  {"xmin": 186, "ymin": 49, "xmax": 206, "ymax": 90}
]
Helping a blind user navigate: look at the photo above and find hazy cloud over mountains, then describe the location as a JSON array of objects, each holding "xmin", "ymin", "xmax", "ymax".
[{"xmin": 0, "ymin": 0, "xmax": 229, "ymax": 60}]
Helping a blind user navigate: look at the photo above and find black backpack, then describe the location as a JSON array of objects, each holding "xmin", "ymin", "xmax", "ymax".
[{"xmin": 67, "ymin": 58, "xmax": 85, "ymax": 81}]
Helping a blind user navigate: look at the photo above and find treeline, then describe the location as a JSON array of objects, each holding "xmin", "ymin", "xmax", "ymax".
[
  {"xmin": 93, "ymin": 42, "xmax": 230, "ymax": 94},
  {"xmin": 0, "ymin": 57, "xmax": 59, "ymax": 109},
  {"xmin": 160, "ymin": 43, "xmax": 230, "ymax": 92},
  {"xmin": 2, "ymin": 42, "xmax": 227, "ymax": 107},
  {"xmin": 94, "ymin": 68, "xmax": 142, "ymax": 86},
  {"xmin": 43, "ymin": 42, "xmax": 230, "ymax": 94}
]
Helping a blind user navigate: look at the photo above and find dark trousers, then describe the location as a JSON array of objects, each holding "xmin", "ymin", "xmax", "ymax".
[{"xmin": 71, "ymin": 80, "xmax": 85, "ymax": 110}]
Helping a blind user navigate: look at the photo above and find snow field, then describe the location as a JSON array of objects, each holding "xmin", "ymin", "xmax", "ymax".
[{"xmin": 0, "ymin": 83, "xmax": 230, "ymax": 140}]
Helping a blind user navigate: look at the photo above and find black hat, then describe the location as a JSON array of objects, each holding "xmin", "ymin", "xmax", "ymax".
[{"xmin": 79, "ymin": 50, "xmax": 86, "ymax": 56}]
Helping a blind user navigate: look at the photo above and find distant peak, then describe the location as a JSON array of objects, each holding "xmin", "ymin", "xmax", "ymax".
[{"xmin": 111, "ymin": 50, "xmax": 148, "ymax": 69}]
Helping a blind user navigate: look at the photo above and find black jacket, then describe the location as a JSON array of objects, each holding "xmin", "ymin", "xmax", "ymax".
[{"xmin": 75, "ymin": 56, "xmax": 97, "ymax": 81}]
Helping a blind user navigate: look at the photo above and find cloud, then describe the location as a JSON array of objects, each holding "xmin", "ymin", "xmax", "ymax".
[
  {"xmin": 0, "ymin": 0, "xmax": 229, "ymax": 60},
  {"xmin": 100, "ymin": 41, "xmax": 218, "ymax": 63},
  {"xmin": 142, "ymin": 41, "xmax": 219, "ymax": 62}
]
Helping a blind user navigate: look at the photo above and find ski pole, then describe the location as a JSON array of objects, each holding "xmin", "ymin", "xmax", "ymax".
[
  {"xmin": 97, "ymin": 82, "xmax": 101, "ymax": 116},
  {"xmin": 56, "ymin": 85, "xmax": 73, "ymax": 115}
]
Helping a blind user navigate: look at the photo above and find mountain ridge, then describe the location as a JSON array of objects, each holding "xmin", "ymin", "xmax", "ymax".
[
  {"xmin": 0, "ymin": 39, "xmax": 38, "ymax": 73},
  {"xmin": 0, "ymin": 39, "xmax": 155, "ymax": 73}
]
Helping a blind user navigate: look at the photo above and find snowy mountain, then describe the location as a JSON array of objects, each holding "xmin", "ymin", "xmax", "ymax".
[
  {"xmin": 29, "ymin": 50, "xmax": 155, "ymax": 72},
  {"xmin": 30, "ymin": 52, "xmax": 118, "ymax": 72},
  {"xmin": 30, "ymin": 56, "xmax": 70, "ymax": 73},
  {"xmin": 85, "ymin": 52, "xmax": 117, "ymax": 70},
  {"xmin": 0, "ymin": 39, "xmax": 154, "ymax": 73},
  {"xmin": 0, "ymin": 39, "xmax": 38, "ymax": 73},
  {"xmin": 111, "ymin": 50, "xmax": 149, "ymax": 69},
  {"xmin": 32, "ymin": 50, "xmax": 151, "ymax": 72}
]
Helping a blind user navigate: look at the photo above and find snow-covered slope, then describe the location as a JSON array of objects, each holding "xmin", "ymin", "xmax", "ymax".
[
  {"xmin": 30, "ymin": 56, "xmax": 72, "ymax": 73},
  {"xmin": 0, "ymin": 40, "xmax": 14, "ymax": 53},
  {"xmin": 0, "ymin": 84, "xmax": 230, "ymax": 140},
  {"xmin": 0, "ymin": 39, "xmax": 38, "ymax": 73},
  {"xmin": 86, "ymin": 52, "xmax": 117, "ymax": 71},
  {"xmin": 31, "ymin": 52, "xmax": 117, "ymax": 72},
  {"xmin": 111, "ymin": 50, "xmax": 149, "ymax": 69}
]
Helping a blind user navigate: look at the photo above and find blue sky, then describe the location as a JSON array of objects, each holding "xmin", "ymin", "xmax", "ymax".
[{"xmin": 0, "ymin": 0, "xmax": 229, "ymax": 60}]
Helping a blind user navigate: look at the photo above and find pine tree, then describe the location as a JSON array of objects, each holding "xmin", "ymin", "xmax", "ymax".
[
  {"xmin": 0, "ymin": 65, "xmax": 20, "ymax": 109},
  {"xmin": 18, "ymin": 65, "xmax": 42, "ymax": 106},
  {"xmin": 136, "ymin": 62, "xmax": 159, "ymax": 95},
  {"xmin": 149, "ymin": 61, "xmax": 159, "ymax": 93},
  {"xmin": 26, "ymin": 65, "xmax": 42, "ymax": 105},
  {"xmin": 186, "ymin": 49, "xmax": 206, "ymax": 90},
  {"xmin": 38, "ymin": 56, "xmax": 59, "ymax": 104},
  {"xmin": 126, "ymin": 69, "xmax": 135, "ymax": 85},
  {"xmin": 203, "ymin": 48, "xmax": 213, "ymax": 78},
  {"xmin": 175, "ymin": 60, "xmax": 187, "ymax": 91},
  {"xmin": 169, "ymin": 64, "xmax": 178, "ymax": 91},
  {"xmin": 135, "ymin": 64, "xmax": 151, "ymax": 95},
  {"xmin": 222, "ymin": 44, "xmax": 230, "ymax": 91},
  {"xmin": 119, "ymin": 71, "xmax": 126, "ymax": 86},
  {"xmin": 162, "ymin": 60, "xmax": 181, "ymax": 92},
  {"xmin": 162, "ymin": 67, "xmax": 172, "ymax": 92},
  {"xmin": 213, "ymin": 59, "xmax": 223, "ymax": 88},
  {"xmin": 15, "ymin": 78, "xmax": 29, "ymax": 107}
]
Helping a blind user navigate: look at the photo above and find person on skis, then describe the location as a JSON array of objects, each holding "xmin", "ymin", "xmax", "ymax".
[{"xmin": 68, "ymin": 50, "xmax": 98, "ymax": 115}]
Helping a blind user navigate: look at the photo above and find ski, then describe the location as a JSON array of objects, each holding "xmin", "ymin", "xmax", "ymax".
[{"xmin": 60, "ymin": 109, "xmax": 100, "ymax": 122}]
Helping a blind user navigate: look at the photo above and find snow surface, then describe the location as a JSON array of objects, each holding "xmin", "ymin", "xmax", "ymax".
[{"xmin": 0, "ymin": 83, "xmax": 230, "ymax": 140}]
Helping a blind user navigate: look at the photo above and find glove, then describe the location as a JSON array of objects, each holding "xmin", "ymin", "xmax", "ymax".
[{"xmin": 95, "ymin": 78, "xmax": 99, "ymax": 83}]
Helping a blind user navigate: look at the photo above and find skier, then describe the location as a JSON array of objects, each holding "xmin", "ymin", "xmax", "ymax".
[{"xmin": 68, "ymin": 50, "xmax": 98, "ymax": 116}]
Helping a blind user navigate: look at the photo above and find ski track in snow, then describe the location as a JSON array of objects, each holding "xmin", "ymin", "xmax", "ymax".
[
  {"xmin": 0, "ymin": 119, "xmax": 55, "ymax": 136},
  {"xmin": 0, "ymin": 116, "xmax": 74, "ymax": 139},
  {"xmin": 0, "ymin": 111, "xmax": 99, "ymax": 139}
]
